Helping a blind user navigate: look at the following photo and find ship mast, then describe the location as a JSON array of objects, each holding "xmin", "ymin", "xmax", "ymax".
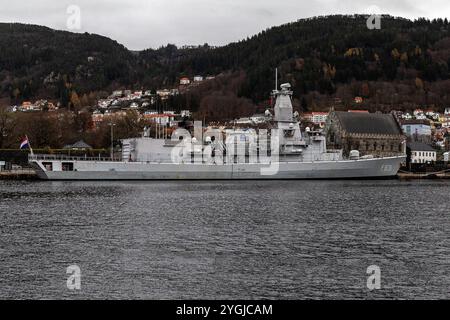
[{"xmin": 275, "ymin": 68, "xmax": 278, "ymax": 92}]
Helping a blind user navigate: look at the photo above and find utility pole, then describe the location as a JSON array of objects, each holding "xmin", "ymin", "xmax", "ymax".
[{"xmin": 109, "ymin": 122, "xmax": 116, "ymax": 161}]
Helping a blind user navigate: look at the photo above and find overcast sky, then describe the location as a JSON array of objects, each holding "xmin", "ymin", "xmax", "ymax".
[{"xmin": 0, "ymin": 0, "xmax": 449, "ymax": 50}]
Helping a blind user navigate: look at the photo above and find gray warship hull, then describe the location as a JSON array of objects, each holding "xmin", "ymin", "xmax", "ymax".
[{"xmin": 30, "ymin": 156, "xmax": 405, "ymax": 180}]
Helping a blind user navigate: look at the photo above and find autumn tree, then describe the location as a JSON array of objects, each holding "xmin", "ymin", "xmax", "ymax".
[{"xmin": 70, "ymin": 91, "xmax": 81, "ymax": 110}]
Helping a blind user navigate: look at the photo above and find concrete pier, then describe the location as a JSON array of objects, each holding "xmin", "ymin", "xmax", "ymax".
[
  {"xmin": 0, "ymin": 169, "xmax": 38, "ymax": 180},
  {"xmin": 397, "ymin": 172, "xmax": 450, "ymax": 180}
]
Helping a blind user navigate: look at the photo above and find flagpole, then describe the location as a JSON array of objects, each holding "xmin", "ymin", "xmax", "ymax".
[{"xmin": 26, "ymin": 135, "xmax": 34, "ymax": 156}]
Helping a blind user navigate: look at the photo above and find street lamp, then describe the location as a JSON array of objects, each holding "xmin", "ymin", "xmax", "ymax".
[{"xmin": 109, "ymin": 122, "xmax": 116, "ymax": 161}]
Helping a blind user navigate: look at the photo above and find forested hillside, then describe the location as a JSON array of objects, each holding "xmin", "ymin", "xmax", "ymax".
[
  {"xmin": 3, "ymin": 15, "xmax": 450, "ymax": 112},
  {"xmin": 0, "ymin": 23, "xmax": 137, "ymax": 106}
]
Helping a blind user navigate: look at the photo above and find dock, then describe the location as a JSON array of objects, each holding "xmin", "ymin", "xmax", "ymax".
[
  {"xmin": 398, "ymin": 171, "xmax": 450, "ymax": 180},
  {"xmin": 0, "ymin": 169, "xmax": 38, "ymax": 180}
]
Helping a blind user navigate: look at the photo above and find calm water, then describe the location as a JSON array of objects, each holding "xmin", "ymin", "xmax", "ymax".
[{"xmin": 0, "ymin": 179, "xmax": 449, "ymax": 300}]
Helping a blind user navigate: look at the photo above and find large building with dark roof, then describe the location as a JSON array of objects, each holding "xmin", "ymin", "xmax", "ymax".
[{"xmin": 325, "ymin": 111, "xmax": 405, "ymax": 157}]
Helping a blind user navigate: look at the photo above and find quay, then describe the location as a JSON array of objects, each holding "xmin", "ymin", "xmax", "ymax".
[
  {"xmin": 398, "ymin": 170, "xmax": 450, "ymax": 180},
  {"xmin": 0, "ymin": 169, "xmax": 38, "ymax": 180}
]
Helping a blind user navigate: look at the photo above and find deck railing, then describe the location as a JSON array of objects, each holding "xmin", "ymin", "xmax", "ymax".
[{"xmin": 29, "ymin": 154, "xmax": 121, "ymax": 162}]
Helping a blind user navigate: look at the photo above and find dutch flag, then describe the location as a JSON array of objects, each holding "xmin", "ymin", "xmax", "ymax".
[{"xmin": 20, "ymin": 136, "xmax": 30, "ymax": 150}]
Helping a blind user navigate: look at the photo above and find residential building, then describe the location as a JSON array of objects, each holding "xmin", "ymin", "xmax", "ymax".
[
  {"xmin": 401, "ymin": 112, "xmax": 413, "ymax": 120},
  {"xmin": 407, "ymin": 142, "xmax": 436, "ymax": 163},
  {"xmin": 354, "ymin": 96, "xmax": 363, "ymax": 104},
  {"xmin": 156, "ymin": 89, "xmax": 171, "ymax": 100},
  {"xmin": 143, "ymin": 113, "xmax": 175, "ymax": 126},
  {"xmin": 112, "ymin": 90, "xmax": 123, "ymax": 98},
  {"xmin": 442, "ymin": 117, "xmax": 450, "ymax": 128},
  {"xmin": 250, "ymin": 114, "xmax": 268, "ymax": 124},
  {"xmin": 302, "ymin": 112, "xmax": 329, "ymax": 126},
  {"xmin": 180, "ymin": 77, "xmax": 191, "ymax": 85},
  {"xmin": 180, "ymin": 110, "xmax": 191, "ymax": 118},
  {"xmin": 401, "ymin": 119, "xmax": 432, "ymax": 141}
]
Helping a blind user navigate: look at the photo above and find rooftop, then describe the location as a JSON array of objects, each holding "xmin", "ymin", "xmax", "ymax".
[{"xmin": 407, "ymin": 142, "xmax": 435, "ymax": 152}]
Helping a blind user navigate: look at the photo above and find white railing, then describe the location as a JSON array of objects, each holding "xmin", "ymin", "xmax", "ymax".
[{"xmin": 29, "ymin": 154, "xmax": 120, "ymax": 162}]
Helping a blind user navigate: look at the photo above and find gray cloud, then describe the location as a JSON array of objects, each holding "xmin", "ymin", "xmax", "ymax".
[{"xmin": 0, "ymin": 0, "xmax": 449, "ymax": 50}]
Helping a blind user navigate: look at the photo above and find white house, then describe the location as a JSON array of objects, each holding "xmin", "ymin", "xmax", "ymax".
[
  {"xmin": 194, "ymin": 76, "xmax": 204, "ymax": 82},
  {"xmin": 401, "ymin": 112, "xmax": 413, "ymax": 120},
  {"xmin": 408, "ymin": 142, "xmax": 437, "ymax": 163},
  {"xmin": 180, "ymin": 110, "xmax": 191, "ymax": 118},
  {"xmin": 180, "ymin": 77, "xmax": 191, "ymax": 85},
  {"xmin": 302, "ymin": 112, "xmax": 329, "ymax": 125},
  {"xmin": 250, "ymin": 114, "xmax": 268, "ymax": 124}
]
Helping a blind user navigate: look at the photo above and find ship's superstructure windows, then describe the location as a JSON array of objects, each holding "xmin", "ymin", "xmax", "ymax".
[
  {"xmin": 62, "ymin": 163, "xmax": 74, "ymax": 171},
  {"xmin": 42, "ymin": 162, "xmax": 53, "ymax": 171}
]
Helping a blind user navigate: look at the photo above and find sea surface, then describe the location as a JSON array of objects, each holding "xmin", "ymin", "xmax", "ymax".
[{"xmin": 0, "ymin": 180, "xmax": 449, "ymax": 300}]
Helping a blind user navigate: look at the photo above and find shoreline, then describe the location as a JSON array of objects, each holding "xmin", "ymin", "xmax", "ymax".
[
  {"xmin": 1, "ymin": 170, "xmax": 450, "ymax": 181},
  {"xmin": 397, "ymin": 172, "xmax": 450, "ymax": 180},
  {"xmin": 0, "ymin": 170, "xmax": 38, "ymax": 180}
]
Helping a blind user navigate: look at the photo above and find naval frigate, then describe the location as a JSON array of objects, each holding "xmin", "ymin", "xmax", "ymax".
[{"xmin": 29, "ymin": 83, "xmax": 406, "ymax": 180}]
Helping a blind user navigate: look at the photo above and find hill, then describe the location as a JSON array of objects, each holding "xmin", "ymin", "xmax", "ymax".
[
  {"xmin": 3, "ymin": 15, "xmax": 450, "ymax": 114},
  {"xmin": 0, "ymin": 23, "xmax": 137, "ymax": 106}
]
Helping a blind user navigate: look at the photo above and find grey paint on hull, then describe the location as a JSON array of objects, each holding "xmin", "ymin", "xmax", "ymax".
[{"xmin": 32, "ymin": 156, "xmax": 405, "ymax": 180}]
